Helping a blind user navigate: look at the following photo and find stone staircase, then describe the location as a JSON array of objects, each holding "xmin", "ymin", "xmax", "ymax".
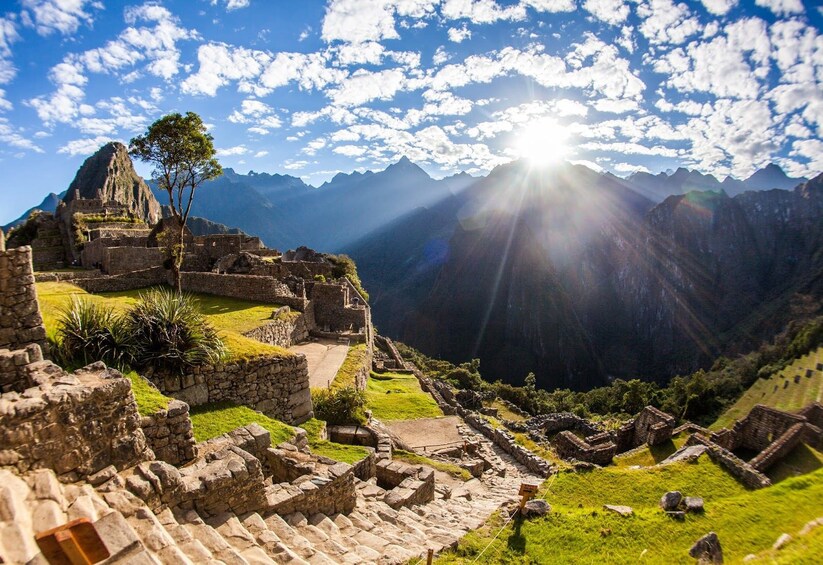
[{"xmin": 0, "ymin": 417, "xmax": 541, "ymax": 565}]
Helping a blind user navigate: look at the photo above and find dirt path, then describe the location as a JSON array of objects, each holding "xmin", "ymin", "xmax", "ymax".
[
  {"xmin": 289, "ymin": 339, "xmax": 349, "ymax": 389},
  {"xmin": 384, "ymin": 416, "xmax": 465, "ymax": 453}
]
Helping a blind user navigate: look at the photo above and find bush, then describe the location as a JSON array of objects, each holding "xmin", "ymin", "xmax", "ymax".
[
  {"xmin": 127, "ymin": 288, "xmax": 226, "ymax": 373},
  {"xmin": 311, "ymin": 386, "xmax": 367, "ymax": 425},
  {"xmin": 314, "ymin": 274, "xmax": 326, "ymax": 283},
  {"xmin": 325, "ymin": 254, "xmax": 369, "ymax": 302},
  {"xmin": 55, "ymin": 298, "xmax": 135, "ymax": 369}
]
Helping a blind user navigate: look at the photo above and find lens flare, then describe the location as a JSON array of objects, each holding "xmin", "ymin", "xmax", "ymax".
[{"xmin": 513, "ymin": 119, "xmax": 570, "ymax": 166}]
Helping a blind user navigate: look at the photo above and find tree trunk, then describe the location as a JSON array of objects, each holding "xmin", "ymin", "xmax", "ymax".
[{"xmin": 173, "ymin": 223, "xmax": 185, "ymax": 293}]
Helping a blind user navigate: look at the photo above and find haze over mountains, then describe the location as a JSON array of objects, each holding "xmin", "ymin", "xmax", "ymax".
[{"xmin": 6, "ymin": 153, "xmax": 820, "ymax": 391}]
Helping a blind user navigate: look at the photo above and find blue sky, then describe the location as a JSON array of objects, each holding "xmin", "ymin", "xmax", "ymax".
[{"xmin": 0, "ymin": 0, "xmax": 822, "ymax": 223}]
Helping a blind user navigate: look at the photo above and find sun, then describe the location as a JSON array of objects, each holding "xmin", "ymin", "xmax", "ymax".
[{"xmin": 513, "ymin": 119, "xmax": 570, "ymax": 166}]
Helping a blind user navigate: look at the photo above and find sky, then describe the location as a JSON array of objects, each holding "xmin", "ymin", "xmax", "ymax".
[{"xmin": 0, "ymin": 0, "xmax": 822, "ymax": 223}]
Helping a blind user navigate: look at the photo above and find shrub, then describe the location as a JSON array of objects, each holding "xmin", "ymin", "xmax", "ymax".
[
  {"xmin": 127, "ymin": 288, "xmax": 226, "ymax": 373},
  {"xmin": 55, "ymin": 298, "xmax": 135, "ymax": 369},
  {"xmin": 311, "ymin": 386, "xmax": 367, "ymax": 425},
  {"xmin": 314, "ymin": 274, "xmax": 326, "ymax": 283},
  {"xmin": 325, "ymin": 253, "xmax": 369, "ymax": 302}
]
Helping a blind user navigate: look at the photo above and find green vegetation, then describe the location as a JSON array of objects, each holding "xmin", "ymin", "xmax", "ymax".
[
  {"xmin": 331, "ymin": 343, "xmax": 368, "ymax": 390},
  {"xmin": 6, "ymin": 212, "xmax": 41, "ymax": 247},
  {"xmin": 125, "ymin": 370, "xmax": 171, "ymax": 416},
  {"xmin": 325, "ymin": 253, "xmax": 369, "ymax": 302},
  {"xmin": 37, "ymin": 282, "xmax": 291, "ymax": 361},
  {"xmin": 299, "ymin": 418, "xmax": 371, "ymax": 464},
  {"xmin": 612, "ymin": 433, "xmax": 690, "ymax": 468},
  {"xmin": 366, "ymin": 371, "xmax": 444, "ymax": 421},
  {"xmin": 486, "ymin": 400, "xmax": 527, "ymax": 422},
  {"xmin": 437, "ymin": 461, "xmax": 823, "ymax": 564},
  {"xmin": 392, "ymin": 449, "xmax": 472, "ymax": 481},
  {"xmin": 188, "ymin": 402, "xmax": 295, "ymax": 444},
  {"xmin": 766, "ymin": 443, "xmax": 823, "ymax": 483},
  {"xmin": 312, "ymin": 386, "xmax": 367, "ymax": 425},
  {"xmin": 54, "ymin": 298, "xmax": 136, "ymax": 369},
  {"xmin": 712, "ymin": 347, "xmax": 823, "ymax": 429}
]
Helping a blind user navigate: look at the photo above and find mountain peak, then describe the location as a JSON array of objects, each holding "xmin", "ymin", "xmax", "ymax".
[{"xmin": 745, "ymin": 163, "xmax": 806, "ymax": 191}]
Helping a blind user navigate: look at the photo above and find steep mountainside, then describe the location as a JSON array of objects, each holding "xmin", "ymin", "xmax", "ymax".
[
  {"xmin": 2, "ymin": 191, "xmax": 64, "ymax": 230},
  {"xmin": 349, "ymin": 164, "xmax": 823, "ymax": 390},
  {"xmin": 64, "ymin": 142, "xmax": 161, "ymax": 224}
]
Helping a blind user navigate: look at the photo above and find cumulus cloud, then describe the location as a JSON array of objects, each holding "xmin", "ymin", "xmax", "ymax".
[
  {"xmin": 448, "ymin": 24, "xmax": 472, "ymax": 43},
  {"xmin": 58, "ymin": 135, "xmax": 114, "ymax": 156},
  {"xmin": 217, "ymin": 145, "xmax": 250, "ymax": 156},
  {"xmin": 637, "ymin": 0, "xmax": 700, "ymax": 46},
  {"xmin": 754, "ymin": 0, "xmax": 804, "ymax": 17},
  {"xmin": 21, "ymin": 0, "xmax": 102, "ymax": 36},
  {"xmin": 441, "ymin": 0, "xmax": 526, "ymax": 23},
  {"xmin": 228, "ymin": 98, "xmax": 282, "ymax": 133},
  {"xmin": 522, "ymin": 0, "xmax": 576, "ymax": 12},
  {"xmin": 212, "ymin": 0, "xmax": 251, "ymax": 10},
  {"xmin": 0, "ymin": 17, "xmax": 20, "ymax": 86},
  {"xmin": 699, "ymin": 0, "xmax": 738, "ymax": 16},
  {"xmin": 583, "ymin": 0, "xmax": 630, "ymax": 26}
]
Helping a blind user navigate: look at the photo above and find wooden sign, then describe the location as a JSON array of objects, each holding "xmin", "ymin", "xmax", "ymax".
[
  {"xmin": 35, "ymin": 518, "xmax": 110, "ymax": 565},
  {"xmin": 519, "ymin": 483, "xmax": 539, "ymax": 496}
]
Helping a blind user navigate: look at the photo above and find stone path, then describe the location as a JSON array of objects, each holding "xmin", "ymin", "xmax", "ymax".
[
  {"xmin": 290, "ymin": 339, "xmax": 350, "ymax": 389},
  {"xmin": 384, "ymin": 416, "xmax": 465, "ymax": 453}
]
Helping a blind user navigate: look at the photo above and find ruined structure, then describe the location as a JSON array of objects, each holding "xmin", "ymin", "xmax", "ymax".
[{"xmin": 0, "ymin": 235, "xmax": 48, "ymax": 360}]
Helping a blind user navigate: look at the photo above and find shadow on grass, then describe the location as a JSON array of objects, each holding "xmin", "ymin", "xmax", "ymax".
[{"xmin": 507, "ymin": 516, "xmax": 526, "ymax": 554}]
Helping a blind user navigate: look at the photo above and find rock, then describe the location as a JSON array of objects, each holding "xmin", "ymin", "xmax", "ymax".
[
  {"xmin": 522, "ymin": 499, "xmax": 551, "ymax": 518},
  {"xmin": 660, "ymin": 491, "xmax": 683, "ymax": 511},
  {"xmin": 772, "ymin": 533, "xmax": 792, "ymax": 550},
  {"xmin": 667, "ymin": 511, "xmax": 686, "ymax": 521},
  {"xmin": 684, "ymin": 497, "xmax": 704, "ymax": 513},
  {"xmin": 689, "ymin": 532, "xmax": 723, "ymax": 564},
  {"xmin": 742, "ymin": 554, "xmax": 757, "ymax": 562},
  {"xmin": 603, "ymin": 505, "xmax": 633, "ymax": 517},
  {"xmin": 660, "ymin": 445, "xmax": 708, "ymax": 465}
]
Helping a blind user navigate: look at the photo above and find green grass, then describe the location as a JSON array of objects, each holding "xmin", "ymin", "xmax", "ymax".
[
  {"xmin": 125, "ymin": 370, "xmax": 171, "ymax": 416},
  {"xmin": 365, "ymin": 371, "xmax": 444, "ymax": 421},
  {"xmin": 750, "ymin": 520, "xmax": 823, "ymax": 564},
  {"xmin": 486, "ymin": 400, "xmax": 527, "ymax": 422},
  {"xmin": 612, "ymin": 433, "xmax": 690, "ymax": 468},
  {"xmin": 766, "ymin": 443, "xmax": 823, "ymax": 483},
  {"xmin": 299, "ymin": 418, "xmax": 372, "ymax": 464},
  {"xmin": 712, "ymin": 346, "xmax": 823, "ymax": 430},
  {"xmin": 331, "ymin": 343, "xmax": 368, "ymax": 390},
  {"xmin": 437, "ymin": 460, "xmax": 823, "ymax": 564},
  {"xmin": 36, "ymin": 281, "xmax": 292, "ymax": 361},
  {"xmin": 393, "ymin": 449, "xmax": 472, "ymax": 481},
  {"xmin": 188, "ymin": 402, "xmax": 296, "ymax": 444}
]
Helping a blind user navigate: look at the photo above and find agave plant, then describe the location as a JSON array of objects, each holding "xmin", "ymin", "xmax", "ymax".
[
  {"xmin": 127, "ymin": 288, "xmax": 226, "ymax": 373},
  {"xmin": 55, "ymin": 298, "xmax": 135, "ymax": 369}
]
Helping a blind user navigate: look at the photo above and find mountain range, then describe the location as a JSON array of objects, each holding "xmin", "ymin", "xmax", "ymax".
[{"xmin": 5, "ymin": 153, "xmax": 820, "ymax": 390}]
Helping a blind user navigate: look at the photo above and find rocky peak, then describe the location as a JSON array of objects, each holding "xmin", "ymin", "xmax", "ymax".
[
  {"xmin": 744, "ymin": 163, "xmax": 806, "ymax": 191},
  {"xmin": 63, "ymin": 141, "xmax": 161, "ymax": 224}
]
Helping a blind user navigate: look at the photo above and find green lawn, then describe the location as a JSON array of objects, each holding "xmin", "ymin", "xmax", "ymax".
[
  {"xmin": 36, "ymin": 281, "xmax": 292, "ymax": 361},
  {"xmin": 125, "ymin": 370, "xmax": 171, "ymax": 416},
  {"xmin": 188, "ymin": 402, "xmax": 296, "ymax": 444},
  {"xmin": 298, "ymin": 418, "xmax": 372, "ymax": 464},
  {"xmin": 612, "ymin": 433, "xmax": 690, "ymax": 468},
  {"xmin": 437, "ymin": 460, "xmax": 823, "ymax": 564},
  {"xmin": 331, "ymin": 343, "xmax": 368, "ymax": 390},
  {"xmin": 365, "ymin": 371, "xmax": 444, "ymax": 421},
  {"xmin": 712, "ymin": 346, "xmax": 823, "ymax": 430}
]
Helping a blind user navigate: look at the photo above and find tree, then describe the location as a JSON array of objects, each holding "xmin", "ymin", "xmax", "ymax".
[{"xmin": 129, "ymin": 112, "xmax": 222, "ymax": 290}]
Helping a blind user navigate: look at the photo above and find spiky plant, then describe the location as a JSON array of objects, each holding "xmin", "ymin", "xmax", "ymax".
[
  {"xmin": 55, "ymin": 298, "xmax": 135, "ymax": 369},
  {"xmin": 127, "ymin": 288, "xmax": 226, "ymax": 373}
]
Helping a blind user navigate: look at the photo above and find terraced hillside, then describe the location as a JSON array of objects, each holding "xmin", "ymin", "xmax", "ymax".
[{"xmin": 712, "ymin": 347, "xmax": 823, "ymax": 430}]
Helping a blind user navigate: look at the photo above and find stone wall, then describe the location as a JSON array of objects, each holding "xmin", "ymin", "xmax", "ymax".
[
  {"xmin": 243, "ymin": 309, "xmax": 312, "ymax": 348},
  {"xmin": 0, "ymin": 343, "xmax": 44, "ymax": 393},
  {"xmin": 749, "ymin": 423, "xmax": 806, "ymax": 472},
  {"xmin": 686, "ymin": 433, "xmax": 771, "ymax": 489},
  {"xmin": 311, "ymin": 282, "xmax": 368, "ymax": 334},
  {"xmin": 70, "ymin": 267, "xmax": 167, "ymax": 293},
  {"xmin": 552, "ymin": 431, "xmax": 617, "ymax": 466},
  {"xmin": 266, "ymin": 462, "xmax": 357, "ymax": 517},
  {"xmin": 712, "ymin": 404, "xmax": 806, "ymax": 452},
  {"xmin": 140, "ymin": 399, "xmax": 198, "ymax": 466},
  {"xmin": 0, "ymin": 245, "xmax": 48, "ymax": 353},
  {"xmin": 101, "ymin": 246, "xmax": 163, "ymax": 275},
  {"xmin": 615, "ymin": 406, "xmax": 676, "ymax": 452},
  {"xmin": 0, "ymin": 359, "xmax": 153, "ymax": 482},
  {"xmin": 180, "ymin": 272, "xmax": 308, "ymax": 310},
  {"xmin": 376, "ymin": 459, "xmax": 435, "ymax": 509},
  {"xmin": 530, "ymin": 412, "xmax": 603, "ymax": 437},
  {"xmin": 153, "ymin": 354, "xmax": 313, "ymax": 425}
]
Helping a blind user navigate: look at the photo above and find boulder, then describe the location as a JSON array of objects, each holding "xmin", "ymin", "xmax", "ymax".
[
  {"xmin": 689, "ymin": 532, "xmax": 723, "ymax": 564},
  {"xmin": 603, "ymin": 505, "xmax": 633, "ymax": 517},
  {"xmin": 685, "ymin": 496, "xmax": 704, "ymax": 513},
  {"xmin": 660, "ymin": 491, "xmax": 683, "ymax": 511},
  {"xmin": 772, "ymin": 533, "xmax": 792, "ymax": 550},
  {"xmin": 522, "ymin": 499, "xmax": 551, "ymax": 518}
]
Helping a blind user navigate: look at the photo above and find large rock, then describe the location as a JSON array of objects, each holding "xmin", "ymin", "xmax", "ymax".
[
  {"xmin": 522, "ymin": 499, "xmax": 551, "ymax": 518},
  {"xmin": 689, "ymin": 532, "xmax": 723, "ymax": 564},
  {"xmin": 63, "ymin": 141, "xmax": 161, "ymax": 224},
  {"xmin": 660, "ymin": 491, "xmax": 683, "ymax": 511}
]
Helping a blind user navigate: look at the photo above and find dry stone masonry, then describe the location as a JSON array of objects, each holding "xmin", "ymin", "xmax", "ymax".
[
  {"xmin": 0, "ymin": 242, "xmax": 47, "ymax": 354},
  {"xmin": 140, "ymin": 399, "xmax": 198, "ymax": 467}
]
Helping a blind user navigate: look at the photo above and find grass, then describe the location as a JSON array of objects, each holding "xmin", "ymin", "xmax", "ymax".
[
  {"xmin": 299, "ymin": 418, "xmax": 372, "ymax": 464},
  {"xmin": 365, "ymin": 371, "xmax": 444, "ymax": 421},
  {"xmin": 712, "ymin": 346, "xmax": 823, "ymax": 430},
  {"xmin": 486, "ymin": 400, "xmax": 527, "ymax": 422},
  {"xmin": 612, "ymin": 433, "xmax": 690, "ymax": 468},
  {"xmin": 437, "ymin": 460, "xmax": 823, "ymax": 564},
  {"xmin": 330, "ymin": 343, "xmax": 368, "ymax": 390},
  {"xmin": 125, "ymin": 370, "xmax": 171, "ymax": 416},
  {"xmin": 393, "ymin": 449, "xmax": 473, "ymax": 481},
  {"xmin": 188, "ymin": 402, "xmax": 296, "ymax": 444},
  {"xmin": 36, "ymin": 281, "xmax": 292, "ymax": 361},
  {"xmin": 766, "ymin": 443, "xmax": 823, "ymax": 483}
]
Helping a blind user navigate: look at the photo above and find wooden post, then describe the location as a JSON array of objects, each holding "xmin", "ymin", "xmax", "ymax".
[
  {"xmin": 518, "ymin": 482, "xmax": 539, "ymax": 511},
  {"xmin": 427, "ymin": 548, "xmax": 434, "ymax": 564}
]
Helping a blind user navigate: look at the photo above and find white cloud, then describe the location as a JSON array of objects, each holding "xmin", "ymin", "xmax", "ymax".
[
  {"xmin": 58, "ymin": 135, "xmax": 113, "ymax": 156},
  {"xmin": 637, "ymin": 0, "xmax": 700, "ymax": 46},
  {"xmin": 182, "ymin": 44, "xmax": 271, "ymax": 96},
  {"xmin": 228, "ymin": 98, "xmax": 283, "ymax": 133},
  {"xmin": 522, "ymin": 0, "xmax": 576, "ymax": 12},
  {"xmin": 254, "ymin": 150, "xmax": 269, "ymax": 158},
  {"xmin": 593, "ymin": 98, "xmax": 639, "ymax": 113},
  {"xmin": 212, "ymin": 0, "xmax": 251, "ymax": 10},
  {"xmin": 0, "ymin": 118, "xmax": 43, "ymax": 153},
  {"xmin": 0, "ymin": 17, "xmax": 19, "ymax": 85},
  {"xmin": 328, "ymin": 68, "xmax": 408, "ymax": 106},
  {"xmin": 217, "ymin": 145, "xmax": 250, "ymax": 156},
  {"xmin": 441, "ymin": 0, "xmax": 526, "ymax": 24},
  {"xmin": 322, "ymin": 0, "xmax": 400, "ymax": 43},
  {"xmin": 259, "ymin": 51, "xmax": 347, "ymax": 93},
  {"xmin": 433, "ymin": 46, "xmax": 450, "ymax": 65},
  {"xmin": 303, "ymin": 137, "xmax": 328, "ymax": 156},
  {"xmin": 333, "ymin": 144, "xmax": 367, "ymax": 157},
  {"xmin": 448, "ymin": 24, "xmax": 472, "ymax": 43},
  {"xmin": 754, "ymin": 0, "xmax": 804, "ymax": 16},
  {"xmin": 583, "ymin": 0, "xmax": 630, "ymax": 26},
  {"xmin": 21, "ymin": 0, "xmax": 101, "ymax": 36},
  {"xmin": 613, "ymin": 162, "xmax": 650, "ymax": 174},
  {"xmin": 699, "ymin": 0, "xmax": 737, "ymax": 16},
  {"xmin": 790, "ymin": 139, "xmax": 823, "ymax": 174}
]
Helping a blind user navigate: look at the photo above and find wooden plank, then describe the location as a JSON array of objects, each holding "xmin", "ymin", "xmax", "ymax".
[{"xmin": 35, "ymin": 518, "xmax": 110, "ymax": 565}]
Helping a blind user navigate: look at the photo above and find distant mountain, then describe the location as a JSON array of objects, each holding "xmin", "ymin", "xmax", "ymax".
[
  {"xmin": 348, "ymin": 161, "xmax": 823, "ymax": 390},
  {"xmin": 2, "ymin": 191, "xmax": 64, "ymax": 231},
  {"xmin": 742, "ymin": 163, "xmax": 805, "ymax": 191}
]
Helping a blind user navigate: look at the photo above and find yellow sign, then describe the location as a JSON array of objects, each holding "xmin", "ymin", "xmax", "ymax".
[{"xmin": 519, "ymin": 483, "xmax": 539, "ymax": 496}]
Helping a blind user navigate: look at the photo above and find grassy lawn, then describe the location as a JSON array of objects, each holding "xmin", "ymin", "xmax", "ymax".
[
  {"xmin": 188, "ymin": 402, "xmax": 295, "ymax": 444},
  {"xmin": 125, "ymin": 371, "xmax": 171, "ymax": 416},
  {"xmin": 299, "ymin": 418, "xmax": 372, "ymax": 464},
  {"xmin": 366, "ymin": 371, "xmax": 444, "ymax": 421},
  {"xmin": 712, "ymin": 346, "xmax": 823, "ymax": 430},
  {"xmin": 766, "ymin": 443, "xmax": 823, "ymax": 483},
  {"xmin": 393, "ymin": 449, "xmax": 472, "ymax": 481},
  {"xmin": 330, "ymin": 343, "xmax": 368, "ymax": 390},
  {"xmin": 486, "ymin": 400, "xmax": 527, "ymax": 422},
  {"xmin": 35, "ymin": 281, "xmax": 291, "ymax": 361},
  {"xmin": 437, "ymin": 460, "xmax": 823, "ymax": 564},
  {"xmin": 612, "ymin": 433, "xmax": 690, "ymax": 468}
]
